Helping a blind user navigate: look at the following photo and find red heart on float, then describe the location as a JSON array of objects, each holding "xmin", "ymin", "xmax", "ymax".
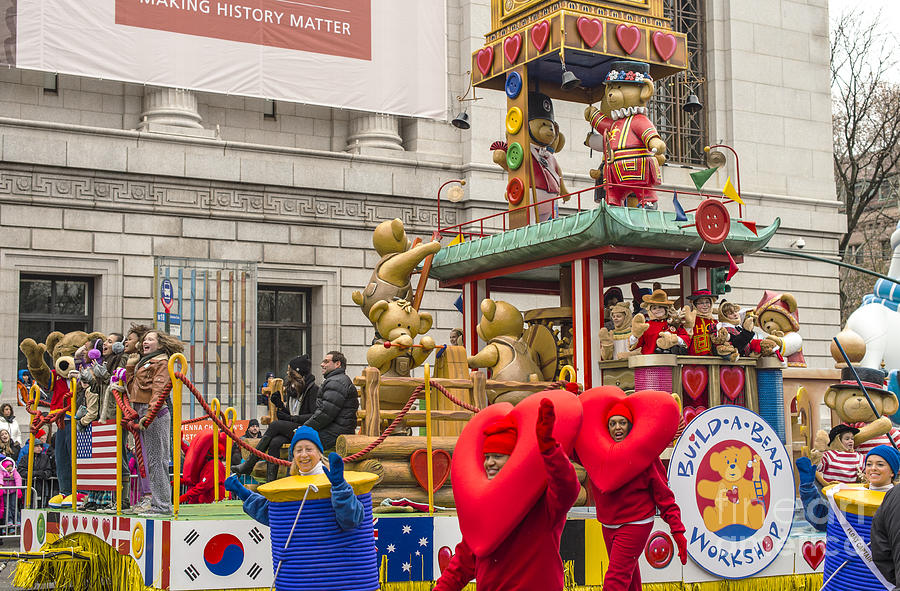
[
  {"xmin": 682, "ymin": 366, "xmax": 708, "ymax": 401},
  {"xmin": 684, "ymin": 405, "xmax": 706, "ymax": 425},
  {"xmin": 575, "ymin": 386, "xmax": 680, "ymax": 494},
  {"xmin": 82, "ymin": 516, "xmax": 88, "ymax": 530},
  {"xmin": 410, "ymin": 449, "xmax": 452, "ymax": 493},
  {"xmin": 531, "ymin": 20, "xmax": 550, "ymax": 51},
  {"xmin": 615, "ymin": 24, "xmax": 641, "ymax": 55},
  {"xmin": 438, "ymin": 546, "xmax": 454, "ymax": 573},
  {"xmin": 504, "ymin": 34, "xmax": 522, "ymax": 64},
  {"xmin": 61, "ymin": 515, "xmax": 69, "ymax": 535},
  {"xmin": 577, "ymin": 17, "xmax": 603, "ymax": 48},
  {"xmin": 652, "ymin": 31, "xmax": 677, "ymax": 61},
  {"xmin": 452, "ymin": 390, "xmax": 582, "ymax": 557},
  {"xmin": 92, "ymin": 517, "xmax": 99, "ymax": 533},
  {"xmin": 476, "ymin": 47, "xmax": 494, "ymax": 76},
  {"xmin": 720, "ymin": 366, "xmax": 745, "ymax": 401},
  {"xmin": 102, "ymin": 519, "xmax": 111, "ymax": 540},
  {"xmin": 802, "ymin": 540, "xmax": 826, "ymax": 569}
]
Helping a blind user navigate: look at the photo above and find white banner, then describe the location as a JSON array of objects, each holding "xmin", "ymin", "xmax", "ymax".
[{"xmin": 9, "ymin": 0, "xmax": 447, "ymax": 119}]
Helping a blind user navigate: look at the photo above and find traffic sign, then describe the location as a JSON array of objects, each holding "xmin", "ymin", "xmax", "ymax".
[
  {"xmin": 160, "ymin": 278, "xmax": 174, "ymax": 312},
  {"xmin": 156, "ymin": 313, "xmax": 181, "ymax": 324}
]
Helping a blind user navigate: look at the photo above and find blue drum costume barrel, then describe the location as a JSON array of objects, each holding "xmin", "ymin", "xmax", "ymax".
[
  {"xmin": 824, "ymin": 485, "xmax": 888, "ymax": 590},
  {"xmin": 755, "ymin": 358, "xmax": 785, "ymax": 442},
  {"xmin": 258, "ymin": 472, "xmax": 380, "ymax": 591}
]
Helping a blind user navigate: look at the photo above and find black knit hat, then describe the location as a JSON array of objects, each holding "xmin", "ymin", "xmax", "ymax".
[{"xmin": 288, "ymin": 355, "xmax": 311, "ymax": 375}]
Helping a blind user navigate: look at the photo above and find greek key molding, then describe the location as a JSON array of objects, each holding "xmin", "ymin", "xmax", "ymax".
[{"xmin": 0, "ymin": 166, "xmax": 459, "ymax": 231}]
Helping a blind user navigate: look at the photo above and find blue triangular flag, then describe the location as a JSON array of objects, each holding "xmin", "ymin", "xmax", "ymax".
[
  {"xmin": 453, "ymin": 294, "xmax": 464, "ymax": 314},
  {"xmin": 673, "ymin": 191, "xmax": 688, "ymax": 222},
  {"xmin": 674, "ymin": 242, "xmax": 705, "ymax": 270}
]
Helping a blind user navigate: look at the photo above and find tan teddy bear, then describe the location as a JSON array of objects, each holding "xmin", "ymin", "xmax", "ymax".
[
  {"xmin": 467, "ymin": 299, "xmax": 543, "ymax": 405},
  {"xmin": 696, "ymin": 445, "xmax": 767, "ymax": 533},
  {"xmin": 366, "ymin": 299, "xmax": 436, "ymax": 409},
  {"xmin": 598, "ymin": 302, "xmax": 634, "ymax": 360},
  {"xmin": 351, "ymin": 218, "xmax": 440, "ymax": 318},
  {"xmin": 753, "ymin": 291, "xmax": 805, "ymax": 367},
  {"xmin": 711, "ymin": 301, "xmax": 778, "ymax": 362},
  {"xmin": 20, "ymin": 330, "xmax": 107, "ymax": 392}
]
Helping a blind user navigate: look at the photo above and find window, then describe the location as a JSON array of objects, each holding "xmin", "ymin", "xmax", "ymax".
[
  {"xmin": 18, "ymin": 275, "xmax": 93, "ymax": 370},
  {"xmin": 257, "ymin": 286, "xmax": 312, "ymax": 388},
  {"xmin": 650, "ymin": 0, "xmax": 707, "ymax": 165}
]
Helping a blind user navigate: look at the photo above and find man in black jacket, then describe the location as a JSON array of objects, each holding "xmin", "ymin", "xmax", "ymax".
[
  {"xmin": 306, "ymin": 351, "xmax": 359, "ymax": 450},
  {"xmin": 872, "ymin": 481, "xmax": 900, "ymax": 590},
  {"xmin": 232, "ymin": 355, "xmax": 319, "ymax": 481}
]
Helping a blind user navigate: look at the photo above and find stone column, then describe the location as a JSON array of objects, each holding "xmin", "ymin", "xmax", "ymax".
[
  {"xmin": 345, "ymin": 113, "xmax": 403, "ymax": 153},
  {"xmin": 137, "ymin": 87, "xmax": 203, "ymax": 130}
]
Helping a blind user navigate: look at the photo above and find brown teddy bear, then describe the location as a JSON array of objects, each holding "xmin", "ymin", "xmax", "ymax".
[
  {"xmin": 583, "ymin": 60, "xmax": 666, "ymax": 207},
  {"xmin": 351, "ymin": 218, "xmax": 440, "ymax": 318},
  {"xmin": 20, "ymin": 330, "xmax": 107, "ymax": 394},
  {"xmin": 366, "ymin": 299, "xmax": 436, "ymax": 409},
  {"xmin": 492, "ymin": 92, "xmax": 569, "ymax": 222},
  {"xmin": 696, "ymin": 444, "xmax": 767, "ymax": 533},
  {"xmin": 753, "ymin": 291, "xmax": 805, "ymax": 367},
  {"xmin": 467, "ymin": 299, "xmax": 543, "ymax": 405},
  {"xmin": 819, "ymin": 366, "xmax": 900, "ymax": 457},
  {"xmin": 711, "ymin": 301, "xmax": 778, "ymax": 362}
]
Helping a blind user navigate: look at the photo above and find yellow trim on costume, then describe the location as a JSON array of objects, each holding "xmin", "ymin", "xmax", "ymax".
[
  {"xmin": 823, "ymin": 484, "xmax": 886, "ymax": 517},
  {"xmin": 258, "ymin": 471, "xmax": 379, "ymax": 502}
]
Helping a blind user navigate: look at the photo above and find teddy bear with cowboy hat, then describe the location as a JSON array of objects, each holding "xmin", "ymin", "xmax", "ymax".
[{"xmin": 629, "ymin": 289, "xmax": 690, "ymax": 355}]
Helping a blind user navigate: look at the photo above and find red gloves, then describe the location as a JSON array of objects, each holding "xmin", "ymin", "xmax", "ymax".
[
  {"xmin": 536, "ymin": 398, "xmax": 558, "ymax": 453},
  {"xmin": 673, "ymin": 532, "xmax": 688, "ymax": 565}
]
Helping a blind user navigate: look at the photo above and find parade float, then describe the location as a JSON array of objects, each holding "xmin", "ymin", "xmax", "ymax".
[{"xmin": 10, "ymin": 1, "xmax": 898, "ymax": 590}]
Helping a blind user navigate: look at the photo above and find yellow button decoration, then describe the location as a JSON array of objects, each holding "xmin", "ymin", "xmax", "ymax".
[{"xmin": 506, "ymin": 106, "xmax": 523, "ymax": 135}]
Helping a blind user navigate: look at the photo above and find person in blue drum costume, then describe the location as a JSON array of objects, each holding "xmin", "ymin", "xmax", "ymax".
[{"xmin": 225, "ymin": 426, "xmax": 378, "ymax": 591}]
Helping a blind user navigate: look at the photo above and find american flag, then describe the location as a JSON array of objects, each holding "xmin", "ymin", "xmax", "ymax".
[
  {"xmin": 75, "ymin": 420, "xmax": 118, "ymax": 491},
  {"xmin": 375, "ymin": 516, "xmax": 434, "ymax": 582}
]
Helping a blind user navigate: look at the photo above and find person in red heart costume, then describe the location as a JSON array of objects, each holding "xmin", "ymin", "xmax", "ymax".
[
  {"xmin": 594, "ymin": 402, "xmax": 687, "ymax": 591},
  {"xmin": 180, "ymin": 430, "xmax": 226, "ymax": 505},
  {"xmin": 684, "ymin": 290, "xmax": 717, "ymax": 356},
  {"xmin": 628, "ymin": 289, "xmax": 689, "ymax": 355},
  {"xmin": 433, "ymin": 399, "xmax": 580, "ymax": 591}
]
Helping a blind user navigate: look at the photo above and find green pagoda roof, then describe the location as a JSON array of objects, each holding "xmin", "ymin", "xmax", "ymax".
[{"xmin": 430, "ymin": 202, "xmax": 780, "ymax": 283}]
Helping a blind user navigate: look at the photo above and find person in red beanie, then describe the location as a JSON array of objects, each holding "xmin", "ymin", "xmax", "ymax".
[
  {"xmin": 593, "ymin": 402, "xmax": 687, "ymax": 591},
  {"xmin": 434, "ymin": 399, "xmax": 580, "ymax": 591}
]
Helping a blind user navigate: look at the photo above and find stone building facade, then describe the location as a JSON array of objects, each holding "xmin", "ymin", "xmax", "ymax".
[{"xmin": 0, "ymin": 0, "xmax": 842, "ymax": 416}]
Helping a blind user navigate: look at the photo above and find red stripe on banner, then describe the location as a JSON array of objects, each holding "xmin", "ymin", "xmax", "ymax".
[
  {"xmin": 117, "ymin": 517, "xmax": 130, "ymax": 555},
  {"xmin": 581, "ymin": 259, "xmax": 592, "ymax": 388},
  {"xmin": 161, "ymin": 520, "xmax": 171, "ymax": 589}
]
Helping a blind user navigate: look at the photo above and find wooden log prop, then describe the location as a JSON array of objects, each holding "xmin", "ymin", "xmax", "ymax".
[
  {"xmin": 344, "ymin": 459, "xmax": 385, "ymax": 486},
  {"xmin": 337, "ymin": 435, "xmax": 458, "ymax": 459}
]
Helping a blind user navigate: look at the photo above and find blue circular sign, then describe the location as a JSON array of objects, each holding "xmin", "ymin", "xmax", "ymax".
[
  {"xmin": 505, "ymin": 72, "xmax": 522, "ymax": 99},
  {"xmin": 160, "ymin": 278, "xmax": 174, "ymax": 307}
]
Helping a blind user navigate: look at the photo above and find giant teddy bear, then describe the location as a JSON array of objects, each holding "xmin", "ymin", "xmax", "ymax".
[
  {"xmin": 753, "ymin": 291, "xmax": 806, "ymax": 367},
  {"xmin": 584, "ymin": 60, "xmax": 666, "ymax": 207},
  {"xmin": 351, "ymin": 218, "xmax": 440, "ymax": 319}
]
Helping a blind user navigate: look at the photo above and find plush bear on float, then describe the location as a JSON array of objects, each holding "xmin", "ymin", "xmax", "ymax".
[
  {"xmin": 366, "ymin": 298, "xmax": 436, "ymax": 410},
  {"xmin": 351, "ymin": 218, "xmax": 440, "ymax": 319},
  {"xmin": 492, "ymin": 92, "xmax": 569, "ymax": 222},
  {"xmin": 467, "ymin": 299, "xmax": 543, "ymax": 405},
  {"xmin": 753, "ymin": 291, "xmax": 806, "ymax": 367},
  {"xmin": 584, "ymin": 60, "xmax": 666, "ymax": 208}
]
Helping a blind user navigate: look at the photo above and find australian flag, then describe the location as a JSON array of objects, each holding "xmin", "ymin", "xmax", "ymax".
[{"xmin": 375, "ymin": 516, "xmax": 434, "ymax": 582}]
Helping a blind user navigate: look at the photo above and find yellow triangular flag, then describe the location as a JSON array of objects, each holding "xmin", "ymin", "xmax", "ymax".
[
  {"xmin": 722, "ymin": 177, "xmax": 744, "ymax": 205},
  {"xmin": 448, "ymin": 233, "xmax": 465, "ymax": 246}
]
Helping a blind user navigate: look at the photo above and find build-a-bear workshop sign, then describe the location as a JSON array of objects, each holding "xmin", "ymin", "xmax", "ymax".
[{"xmin": 668, "ymin": 406, "xmax": 795, "ymax": 579}]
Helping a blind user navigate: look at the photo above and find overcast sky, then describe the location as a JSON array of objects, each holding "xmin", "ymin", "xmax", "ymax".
[{"xmin": 828, "ymin": 0, "xmax": 900, "ymax": 29}]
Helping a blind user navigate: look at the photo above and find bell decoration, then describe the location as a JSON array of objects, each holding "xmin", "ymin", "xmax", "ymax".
[
  {"xmin": 682, "ymin": 93, "xmax": 702, "ymax": 114},
  {"xmin": 451, "ymin": 111, "xmax": 471, "ymax": 130},
  {"xmin": 561, "ymin": 67, "xmax": 581, "ymax": 90}
]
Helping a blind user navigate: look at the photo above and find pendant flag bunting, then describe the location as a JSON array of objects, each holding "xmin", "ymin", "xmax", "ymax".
[
  {"xmin": 725, "ymin": 247, "xmax": 740, "ymax": 280},
  {"xmin": 673, "ymin": 191, "xmax": 688, "ymax": 222},
  {"xmin": 722, "ymin": 177, "xmax": 745, "ymax": 205},
  {"xmin": 675, "ymin": 242, "xmax": 705, "ymax": 270},
  {"xmin": 690, "ymin": 167, "xmax": 717, "ymax": 191}
]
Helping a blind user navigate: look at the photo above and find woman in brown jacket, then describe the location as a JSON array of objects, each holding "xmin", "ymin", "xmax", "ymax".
[{"xmin": 126, "ymin": 330, "xmax": 183, "ymax": 515}]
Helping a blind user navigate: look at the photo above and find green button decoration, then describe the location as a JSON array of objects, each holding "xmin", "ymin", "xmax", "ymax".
[{"xmin": 506, "ymin": 142, "xmax": 524, "ymax": 170}]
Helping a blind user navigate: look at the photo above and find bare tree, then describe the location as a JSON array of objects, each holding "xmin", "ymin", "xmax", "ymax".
[{"xmin": 832, "ymin": 12, "xmax": 900, "ymax": 320}]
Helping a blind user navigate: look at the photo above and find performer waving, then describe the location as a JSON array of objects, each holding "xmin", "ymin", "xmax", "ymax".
[{"xmin": 434, "ymin": 398, "xmax": 580, "ymax": 591}]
